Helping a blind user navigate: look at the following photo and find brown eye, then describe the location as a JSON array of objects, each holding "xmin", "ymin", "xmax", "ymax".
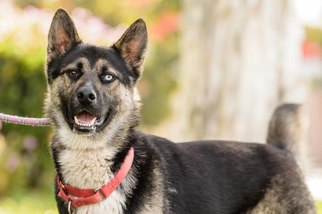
[{"xmin": 66, "ymin": 69, "xmax": 81, "ymax": 80}]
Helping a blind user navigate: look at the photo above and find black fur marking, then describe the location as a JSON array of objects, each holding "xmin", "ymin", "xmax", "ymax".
[
  {"xmin": 77, "ymin": 62, "xmax": 83, "ymax": 69},
  {"xmin": 102, "ymin": 66, "xmax": 108, "ymax": 72},
  {"xmin": 47, "ymin": 45, "xmax": 136, "ymax": 86}
]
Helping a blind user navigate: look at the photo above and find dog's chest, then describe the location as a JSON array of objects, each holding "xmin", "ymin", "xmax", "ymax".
[
  {"xmin": 59, "ymin": 148, "xmax": 114, "ymax": 187},
  {"xmin": 58, "ymin": 148, "xmax": 127, "ymax": 214}
]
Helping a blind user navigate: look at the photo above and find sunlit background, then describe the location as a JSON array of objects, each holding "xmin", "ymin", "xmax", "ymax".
[{"xmin": 0, "ymin": 0, "xmax": 321, "ymax": 213}]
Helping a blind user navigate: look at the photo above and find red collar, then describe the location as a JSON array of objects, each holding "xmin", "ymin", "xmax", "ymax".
[{"xmin": 57, "ymin": 147, "xmax": 134, "ymax": 209}]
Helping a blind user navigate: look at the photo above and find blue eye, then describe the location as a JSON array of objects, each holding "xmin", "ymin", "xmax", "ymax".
[{"xmin": 101, "ymin": 74, "xmax": 115, "ymax": 83}]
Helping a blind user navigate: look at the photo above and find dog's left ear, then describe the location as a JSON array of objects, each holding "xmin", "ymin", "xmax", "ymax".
[
  {"xmin": 113, "ymin": 19, "xmax": 148, "ymax": 79},
  {"xmin": 47, "ymin": 8, "xmax": 82, "ymax": 64}
]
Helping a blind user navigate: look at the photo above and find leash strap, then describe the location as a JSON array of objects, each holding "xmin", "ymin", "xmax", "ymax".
[{"xmin": 0, "ymin": 113, "xmax": 50, "ymax": 126}]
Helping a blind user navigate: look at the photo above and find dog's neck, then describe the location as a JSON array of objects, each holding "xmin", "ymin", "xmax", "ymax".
[
  {"xmin": 51, "ymin": 131, "xmax": 137, "ymax": 213},
  {"xmin": 51, "ymin": 123, "xmax": 136, "ymax": 185}
]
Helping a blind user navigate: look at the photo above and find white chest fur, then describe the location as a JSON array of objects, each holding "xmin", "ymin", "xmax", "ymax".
[{"xmin": 58, "ymin": 148, "xmax": 127, "ymax": 214}]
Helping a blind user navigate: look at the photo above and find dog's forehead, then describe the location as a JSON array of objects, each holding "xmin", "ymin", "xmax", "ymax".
[{"xmin": 61, "ymin": 45, "xmax": 133, "ymax": 77}]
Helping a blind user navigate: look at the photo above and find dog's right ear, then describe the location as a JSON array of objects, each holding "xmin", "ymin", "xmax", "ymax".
[{"xmin": 47, "ymin": 8, "xmax": 81, "ymax": 63}]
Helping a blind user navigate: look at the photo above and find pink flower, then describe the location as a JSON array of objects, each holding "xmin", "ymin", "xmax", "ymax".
[
  {"xmin": 5, "ymin": 154, "xmax": 20, "ymax": 172},
  {"xmin": 23, "ymin": 136, "xmax": 38, "ymax": 151}
]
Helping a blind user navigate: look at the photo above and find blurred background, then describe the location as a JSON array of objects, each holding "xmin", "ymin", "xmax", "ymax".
[{"xmin": 0, "ymin": 0, "xmax": 321, "ymax": 213}]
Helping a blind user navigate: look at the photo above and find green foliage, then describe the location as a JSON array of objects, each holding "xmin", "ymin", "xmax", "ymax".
[
  {"xmin": 305, "ymin": 27, "xmax": 322, "ymax": 45},
  {"xmin": 75, "ymin": 0, "xmax": 180, "ymax": 26},
  {"xmin": 0, "ymin": 191, "xmax": 57, "ymax": 214},
  {"xmin": 141, "ymin": 34, "xmax": 178, "ymax": 126},
  {"xmin": 0, "ymin": 38, "xmax": 53, "ymax": 196}
]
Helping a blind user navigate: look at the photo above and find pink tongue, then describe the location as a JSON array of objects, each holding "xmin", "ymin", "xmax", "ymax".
[{"xmin": 76, "ymin": 112, "xmax": 96, "ymax": 124}]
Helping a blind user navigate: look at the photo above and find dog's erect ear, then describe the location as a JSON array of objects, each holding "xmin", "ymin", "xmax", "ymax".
[
  {"xmin": 47, "ymin": 8, "xmax": 81, "ymax": 63},
  {"xmin": 113, "ymin": 19, "xmax": 147, "ymax": 79}
]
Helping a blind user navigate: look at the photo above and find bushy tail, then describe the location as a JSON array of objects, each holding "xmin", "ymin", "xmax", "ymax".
[{"xmin": 266, "ymin": 103, "xmax": 308, "ymax": 158}]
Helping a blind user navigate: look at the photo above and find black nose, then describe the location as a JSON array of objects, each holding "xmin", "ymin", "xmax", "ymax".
[{"xmin": 77, "ymin": 85, "xmax": 97, "ymax": 105}]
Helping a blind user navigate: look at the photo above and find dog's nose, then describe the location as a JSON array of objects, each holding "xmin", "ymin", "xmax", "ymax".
[{"xmin": 77, "ymin": 85, "xmax": 97, "ymax": 105}]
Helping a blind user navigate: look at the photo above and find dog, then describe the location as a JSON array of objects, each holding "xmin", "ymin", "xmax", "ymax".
[{"xmin": 45, "ymin": 9, "xmax": 316, "ymax": 214}]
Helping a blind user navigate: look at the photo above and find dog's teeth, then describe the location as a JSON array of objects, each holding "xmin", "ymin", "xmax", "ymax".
[
  {"xmin": 89, "ymin": 117, "xmax": 96, "ymax": 125},
  {"xmin": 74, "ymin": 116, "xmax": 96, "ymax": 127},
  {"xmin": 74, "ymin": 116, "xmax": 80, "ymax": 125}
]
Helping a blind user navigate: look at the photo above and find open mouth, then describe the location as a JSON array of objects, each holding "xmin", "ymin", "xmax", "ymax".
[
  {"xmin": 74, "ymin": 111, "xmax": 97, "ymax": 127},
  {"xmin": 72, "ymin": 110, "xmax": 109, "ymax": 133}
]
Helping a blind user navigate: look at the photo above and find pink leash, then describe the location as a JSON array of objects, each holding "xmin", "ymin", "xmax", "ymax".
[{"xmin": 0, "ymin": 113, "xmax": 50, "ymax": 127}]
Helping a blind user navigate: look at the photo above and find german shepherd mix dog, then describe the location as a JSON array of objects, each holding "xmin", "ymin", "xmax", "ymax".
[{"xmin": 45, "ymin": 9, "xmax": 315, "ymax": 214}]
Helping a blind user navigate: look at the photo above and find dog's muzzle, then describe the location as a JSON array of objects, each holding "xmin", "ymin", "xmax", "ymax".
[{"xmin": 66, "ymin": 84, "xmax": 111, "ymax": 134}]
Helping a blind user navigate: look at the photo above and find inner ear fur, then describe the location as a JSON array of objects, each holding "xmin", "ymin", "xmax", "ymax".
[
  {"xmin": 113, "ymin": 19, "xmax": 148, "ymax": 79},
  {"xmin": 47, "ymin": 8, "xmax": 82, "ymax": 63}
]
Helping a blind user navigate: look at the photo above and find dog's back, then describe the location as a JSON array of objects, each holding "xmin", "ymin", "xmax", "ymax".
[
  {"xmin": 139, "ymin": 135, "xmax": 315, "ymax": 214},
  {"xmin": 142, "ymin": 103, "xmax": 315, "ymax": 213}
]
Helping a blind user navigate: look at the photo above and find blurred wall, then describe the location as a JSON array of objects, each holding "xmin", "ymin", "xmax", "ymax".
[{"xmin": 172, "ymin": 0, "xmax": 306, "ymax": 143}]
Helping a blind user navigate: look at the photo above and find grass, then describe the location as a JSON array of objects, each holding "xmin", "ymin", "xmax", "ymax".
[
  {"xmin": 0, "ymin": 193, "xmax": 321, "ymax": 213},
  {"xmin": 0, "ymin": 191, "xmax": 57, "ymax": 214},
  {"xmin": 317, "ymin": 201, "xmax": 322, "ymax": 214}
]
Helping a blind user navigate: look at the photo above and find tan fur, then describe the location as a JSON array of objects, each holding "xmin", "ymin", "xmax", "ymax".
[
  {"xmin": 137, "ymin": 167, "xmax": 165, "ymax": 214},
  {"xmin": 95, "ymin": 59, "xmax": 119, "ymax": 76},
  {"xmin": 248, "ymin": 171, "xmax": 315, "ymax": 214},
  {"xmin": 54, "ymin": 137, "xmax": 137, "ymax": 214},
  {"xmin": 47, "ymin": 89, "xmax": 138, "ymax": 150},
  {"xmin": 62, "ymin": 57, "xmax": 91, "ymax": 73}
]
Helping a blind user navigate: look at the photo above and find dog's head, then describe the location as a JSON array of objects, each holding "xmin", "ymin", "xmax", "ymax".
[{"xmin": 45, "ymin": 9, "xmax": 147, "ymax": 148}]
